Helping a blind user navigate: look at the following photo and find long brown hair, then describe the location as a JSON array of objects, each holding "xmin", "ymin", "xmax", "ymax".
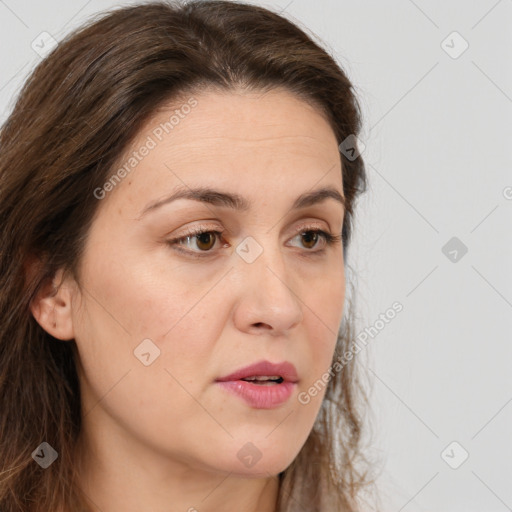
[{"xmin": 0, "ymin": 1, "xmax": 374, "ymax": 510}]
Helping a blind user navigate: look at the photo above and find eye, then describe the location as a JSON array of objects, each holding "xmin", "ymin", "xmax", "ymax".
[
  {"xmin": 166, "ymin": 225, "xmax": 342, "ymax": 259},
  {"xmin": 166, "ymin": 226, "xmax": 226, "ymax": 257},
  {"xmin": 287, "ymin": 225, "xmax": 342, "ymax": 254}
]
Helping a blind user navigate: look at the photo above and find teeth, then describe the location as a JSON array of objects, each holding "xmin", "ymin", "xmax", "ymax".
[{"xmin": 242, "ymin": 375, "xmax": 281, "ymax": 381}]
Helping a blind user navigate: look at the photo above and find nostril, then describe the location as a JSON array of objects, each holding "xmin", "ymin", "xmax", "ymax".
[{"xmin": 253, "ymin": 322, "xmax": 271, "ymax": 329}]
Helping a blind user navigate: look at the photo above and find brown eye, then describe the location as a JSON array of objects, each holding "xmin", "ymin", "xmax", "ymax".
[
  {"xmin": 166, "ymin": 228, "xmax": 225, "ymax": 257},
  {"xmin": 300, "ymin": 231, "xmax": 320, "ymax": 250},
  {"xmin": 195, "ymin": 232, "xmax": 217, "ymax": 251},
  {"xmin": 288, "ymin": 227, "xmax": 341, "ymax": 254}
]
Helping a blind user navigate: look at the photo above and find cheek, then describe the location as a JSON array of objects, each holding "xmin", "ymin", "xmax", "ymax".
[
  {"xmin": 73, "ymin": 249, "xmax": 225, "ymax": 399},
  {"xmin": 306, "ymin": 263, "xmax": 345, "ymax": 347},
  {"xmin": 72, "ymin": 268, "xmax": 224, "ymax": 456},
  {"xmin": 298, "ymin": 265, "xmax": 345, "ymax": 406}
]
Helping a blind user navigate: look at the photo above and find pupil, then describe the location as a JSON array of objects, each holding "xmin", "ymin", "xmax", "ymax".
[
  {"xmin": 302, "ymin": 231, "xmax": 317, "ymax": 249},
  {"xmin": 197, "ymin": 232, "xmax": 214, "ymax": 250}
]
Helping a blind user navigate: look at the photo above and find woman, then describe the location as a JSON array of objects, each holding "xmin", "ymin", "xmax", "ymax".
[{"xmin": 0, "ymin": 1, "xmax": 373, "ymax": 511}]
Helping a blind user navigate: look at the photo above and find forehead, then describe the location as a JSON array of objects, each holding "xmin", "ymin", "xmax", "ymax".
[{"xmin": 101, "ymin": 87, "xmax": 343, "ymax": 213}]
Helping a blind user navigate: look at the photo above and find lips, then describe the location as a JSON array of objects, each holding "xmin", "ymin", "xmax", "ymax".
[
  {"xmin": 215, "ymin": 360, "xmax": 299, "ymax": 409},
  {"xmin": 215, "ymin": 360, "xmax": 299, "ymax": 384}
]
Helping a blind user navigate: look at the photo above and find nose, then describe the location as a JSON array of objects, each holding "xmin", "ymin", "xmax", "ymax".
[{"xmin": 231, "ymin": 236, "xmax": 304, "ymax": 336}]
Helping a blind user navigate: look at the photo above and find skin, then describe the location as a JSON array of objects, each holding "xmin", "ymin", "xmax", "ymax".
[{"xmin": 30, "ymin": 86, "xmax": 346, "ymax": 512}]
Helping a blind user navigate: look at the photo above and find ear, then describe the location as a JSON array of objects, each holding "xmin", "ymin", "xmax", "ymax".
[{"xmin": 29, "ymin": 267, "xmax": 76, "ymax": 341}]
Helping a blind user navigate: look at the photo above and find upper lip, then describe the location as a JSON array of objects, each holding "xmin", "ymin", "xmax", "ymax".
[{"xmin": 216, "ymin": 360, "xmax": 299, "ymax": 383}]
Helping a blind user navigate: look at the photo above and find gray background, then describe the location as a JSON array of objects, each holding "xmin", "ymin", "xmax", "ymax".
[{"xmin": 1, "ymin": 1, "xmax": 511, "ymax": 511}]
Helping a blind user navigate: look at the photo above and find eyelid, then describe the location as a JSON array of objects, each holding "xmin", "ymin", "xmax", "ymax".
[
  {"xmin": 292, "ymin": 220, "xmax": 326, "ymax": 232},
  {"xmin": 171, "ymin": 219, "xmax": 330, "ymax": 239}
]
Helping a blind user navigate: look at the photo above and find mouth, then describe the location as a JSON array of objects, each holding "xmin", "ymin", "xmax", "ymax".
[
  {"xmin": 215, "ymin": 360, "xmax": 298, "ymax": 409},
  {"xmin": 215, "ymin": 360, "xmax": 299, "ymax": 384},
  {"xmin": 238, "ymin": 375, "xmax": 284, "ymax": 385}
]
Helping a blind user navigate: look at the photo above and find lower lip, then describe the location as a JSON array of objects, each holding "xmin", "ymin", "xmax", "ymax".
[{"xmin": 216, "ymin": 380, "xmax": 296, "ymax": 409}]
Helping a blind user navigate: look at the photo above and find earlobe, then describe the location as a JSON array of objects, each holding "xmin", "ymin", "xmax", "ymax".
[{"xmin": 29, "ymin": 268, "xmax": 76, "ymax": 341}]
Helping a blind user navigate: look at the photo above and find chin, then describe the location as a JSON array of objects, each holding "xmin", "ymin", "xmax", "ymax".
[
  {"xmin": 227, "ymin": 460, "xmax": 294, "ymax": 479},
  {"xmin": 209, "ymin": 441, "xmax": 299, "ymax": 478}
]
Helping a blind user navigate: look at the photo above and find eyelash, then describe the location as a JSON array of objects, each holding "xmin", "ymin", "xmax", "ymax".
[{"xmin": 166, "ymin": 225, "xmax": 342, "ymax": 259}]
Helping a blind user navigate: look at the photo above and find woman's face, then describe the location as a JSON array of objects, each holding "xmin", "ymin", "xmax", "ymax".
[{"xmin": 61, "ymin": 87, "xmax": 346, "ymax": 477}]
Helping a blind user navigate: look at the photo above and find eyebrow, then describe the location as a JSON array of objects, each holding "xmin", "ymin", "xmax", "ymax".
[{"xmin": 138, "ymin": 184, "xmax": 345, "ymax": 219}]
